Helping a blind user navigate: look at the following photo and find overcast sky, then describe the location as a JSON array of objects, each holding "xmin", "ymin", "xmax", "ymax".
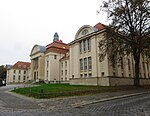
[{"xmin": 0, "ymin": 0, "xmax": 107, "ymax": 65}]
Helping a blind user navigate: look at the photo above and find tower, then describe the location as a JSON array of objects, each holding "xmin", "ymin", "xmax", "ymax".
[{"xmin": 53, "ymin": 32, "xmax": 59, "ymax": 42}]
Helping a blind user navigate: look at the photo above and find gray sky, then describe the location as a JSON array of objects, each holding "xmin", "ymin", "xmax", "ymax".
[{"xmin": 0, "ymin": 0, "xmax": 107, "ymax": 65}]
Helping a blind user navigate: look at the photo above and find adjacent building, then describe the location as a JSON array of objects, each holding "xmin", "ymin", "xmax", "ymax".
[
  {"xmin": 6, "ymin": 61, "xmax": 31, "ymax": 83},
  {"xmin": 30, "ymin": 32, "xmax": 69, "ymax": 83}
]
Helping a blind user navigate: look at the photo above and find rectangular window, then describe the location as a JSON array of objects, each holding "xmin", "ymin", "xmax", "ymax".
[
  {"xmin": 83, "ymin": 39, "xmax": 86, "ymax": 52},
  {"xmin": 54, "ymin": 55, "xmax": 57, "ymax": 59},
  {"xmin": 62, "ymin": 71, "xmax": 63, "ymax": 76},
  {"xmin": 87, "ymin": 38, "xmax": 91, "ymax": 51},
  {"xmin": 61, "ymin": 62, "xmax": 63, "ymax": 68},
  {"xmin": 101, "ymin": 72, "xmax": 105, "ymax": 77},
  {"xmin": 80, "ymin": 59, "xmax": 83, "ymax": 70},
  {"xmin": 80, "ymin": 74, "xmax": 83, "ymax": 78},
  {"xmin": 80, "ymin": 41, "xmax": 82, "ymax": 53},
  {"xmin": 122, "ymin": 73, "xmax": 124, "ymax": 77},
  {"xmin": 14, "ymin": 70, "xmax": 16, "ymax": 74},
  {"xmin": 13, "ymin": 75, "xmax": 15, "ymax": 80},
  {"xmin": 23, "ymin": 76, "xmax": 26, "ymax": 80},
  {"xmin": 89, "ymin": 73, "xmax": 92, "ymax": 77},
  {"xmin": 47, "ymin": 70, "xmax": 48, "ymax": 77},
  {"xmin": 65, "ymin": 61, "xmax": 67, "ymax": 67},
  {"xmin": 120, "ymin": 57, "xmax": 123, "ymax": 69},
  {"xmin": 88, "ymin": 57, "xmax": 92, "ymax": 70},
  {"xmin": 113, "ymin": 72, "xmax": 116, "ymax": 76},
  {"xmin": 84, "ymin": 58, "xmax": 87, "ymax": 70},
  {"xmin": 84, "ymin": 74, "xmax": 87, "ymax": 77},
  {"xmin": 65, "ymin": 70, "xmax": 67, "ymax": 75},
  {"xmin": 19, "ymin": 70, "xmax": 21, "ymax": 74},
  {"xmin": 47, "ymin": 61, "xmax": 49, "ymax": 68},
  {"xmin": 24, "ymin": 71, "xmax": 26, "ymax": 74},
  {"xmin": 128, "ymin": 59, "xmax": 131, "ymax": 70},
  {"xmin": 18, "ymin": 76, "xmax": 20, "ymax": 80}
]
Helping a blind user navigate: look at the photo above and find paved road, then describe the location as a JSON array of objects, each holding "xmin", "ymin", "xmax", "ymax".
[{"xmin": 0, "ymin": 85, "xmax": 150, "ymax": 116}]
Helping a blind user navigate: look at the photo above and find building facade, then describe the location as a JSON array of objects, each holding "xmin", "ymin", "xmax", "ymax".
[
  {"xmin": 7, "ymin": 61, "xmax": 30, "ymax": 83},
  {"xmin": 69, "ymin": 23, "xmax": 150, "ymax": 86},
  {"xmin": 29, "ymin": 23, "xmax": 150, "ymax": 86},
  {"xmin": 30, "ymin": 32, "xmax": 69, "ymax": 83}
]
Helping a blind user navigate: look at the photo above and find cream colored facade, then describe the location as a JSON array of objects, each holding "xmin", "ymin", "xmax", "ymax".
[
  {"xmin": 69, "ymin": 23, "xmax": 150, "ymax": 86},
  {"xmin": 29, "ymin": 24, "xmax": 150, "ymax": 86},
  {"xmin": 7, "ymin": 61, "xmax": 30, "ymax": 83},
  {"xmin": 30, "ymin": 33, "xmax": 70, "ymax": 83}
]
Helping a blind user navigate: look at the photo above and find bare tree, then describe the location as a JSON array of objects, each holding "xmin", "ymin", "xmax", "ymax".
[{"xmin": 98, "ymin": 0, "xmax": 150, "ymax": 86}]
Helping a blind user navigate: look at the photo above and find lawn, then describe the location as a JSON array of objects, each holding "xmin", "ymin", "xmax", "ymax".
[{"xmin": 11, "ymin": 84, "xmax": 141, "ymax": 99}]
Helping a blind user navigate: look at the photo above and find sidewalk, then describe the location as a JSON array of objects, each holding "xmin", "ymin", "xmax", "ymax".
[{"xmin": 34, "ymin": 89, "xmax": 150, "ymax": 111}]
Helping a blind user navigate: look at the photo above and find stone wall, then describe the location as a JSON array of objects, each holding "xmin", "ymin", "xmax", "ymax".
[{"xmin": 69, "ymin": 77, "xmax": 150, "ymax": 86}]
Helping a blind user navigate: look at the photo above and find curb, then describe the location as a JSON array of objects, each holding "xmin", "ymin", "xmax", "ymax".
[{"xmin": 73, "ymin": 91, "xmax": 149, "ymax": 108}]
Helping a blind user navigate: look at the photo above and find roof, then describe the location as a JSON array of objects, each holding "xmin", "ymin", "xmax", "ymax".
[
  {"xmin": 11, "ymin": 61, "xmax": 31, "ymax": 69},
  {"xmin": 46, "ymin": 40, "xmax": 69, "ymax": 54},
  {"xmin": 60, "ymin": 52, "xmax": 69, "ymax": 61},
  {"xmin": 94, "ymin": 23, "xmax": 106, "ymax": 30}
]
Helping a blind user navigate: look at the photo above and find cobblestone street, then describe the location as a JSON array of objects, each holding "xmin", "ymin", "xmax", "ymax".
[{"xmin": 0, "ymin": 85, "xmax": 150, "ymax": 116}]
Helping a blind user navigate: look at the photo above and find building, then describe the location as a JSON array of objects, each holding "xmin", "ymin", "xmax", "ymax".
[
  {"xmin": 69, "ymin": 23, "xmax": 150, "ymax": 86},
  {"xmin": 6, "ymin": 61, "xmax": 31, "ymax": 83},
  {"xmin": 29, "ymin": 23, "xmax": 150, "ymax": 86},
  {"xmin": 30, "ymin": 32, "xmax": 69, "ymax": 83}
]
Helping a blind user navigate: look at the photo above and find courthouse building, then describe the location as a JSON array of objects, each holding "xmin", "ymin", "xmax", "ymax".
[
  {"xmin": 30, "ymin": 32, "xmax": 70, "ymax": 83},
  {"xmin": 7, "ymin": 61, "xmax": 30, "ymax": 83},
  {"xmin": 29, "ymin": 23, "xmax": 150, "ymax": 86}
]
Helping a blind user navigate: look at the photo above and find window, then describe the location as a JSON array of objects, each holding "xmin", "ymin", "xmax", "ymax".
[
  {"xmin": 89, "ymin": 73, "xmax": 92, "ymax": 77},
  {"xmin": 80, "ymin": 59, "xmax": 83, "ymax": 70},
  {"xmin": 128, "ymin": 59, "xmax": 131, "ymax": 70},
  {"xmin": 83, "ymin": 39, "xmax": 86, "ymax": 52},
  {"xmin": 18, "ymin": 65, "xmax": 21, "ymax": 68},
  {"xmin": 23, "ymin": 76, "xmax": 26, "ymax": 80},
  {"xmin": 87, "ymin": 38, "xmax": 91, "ymax": 51},
  {"xmin": 84, "ymin": 74, "xmax": 87, "ymax": 77},
  {"xmin": 120, "ymin": 57, "xmax": 123, "ymax": 69},
  {"xmin": 65, "ymin": 70, "xmax": 67, "ymax": 75},
  {"xmin": 122, "ymin": 73, "xmax": 124, "ymax": 77},
  {"xmin": 54, "ymin": 55, "xmax": 57, "ymax": 59},
  {"xmin": 88, "ymin": 57, "xmax": 92, "ymax": 70},
  {"xmin": 113, "ymin": 72, "xmax": 116, "ymax": 76},
  {"xmin": 80, "ymin": 41, "xmax": 82, "ymax": 53},
  {"xmin": 65, "ymin": 61, "xmax": 67, "ymax": 67},
  {"xmin": 47, "ymin": 61, "xmax": 49, "ymax": 68},
  {"xmin": 61, "ymin": 71, "xmax": 63, "ymax": 76},
  {"xmin": 84, "ymin": 58, "xmax": 87, "ymax": 70},
  {"xmin": 13, "ymin": 75, "xmax": 15, "ymax": 80},
  {"xmin": 19, "ymin": 70, "xmax": 21, "ymax": 74},
  {"xmin": 18, "ymin": 76, "xmax": 20, "ymax": 80},
  {"xmin": 14, "ymin": 70, "xmax": 16, "ymax": 74},
  {"xmin": 61, "ymin": 62, "xmax": 63, "ymax": 68},
  {"xmin": 24, "ymin": 71, "xmax": 26, "ymax": 74},
  {"xmin": 47, "ymin": 70, "xmax": 48, "ymax": 77},
  {"xmin": 129, "ymin": 74, "xmax": 131, "ymax": 77},
  {"xmin": 80, "ymin": 74, "xmax": 83, "ymax": 78},
  {"xmin": 101, "ymin": 72, "xmax": 105, "ymax": 77}
]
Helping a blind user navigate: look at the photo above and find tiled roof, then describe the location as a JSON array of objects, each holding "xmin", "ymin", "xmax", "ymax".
[
  {"xmin": 11, "ymin": 61, "xmax": 31, "ymax": 69},
  {"xmin": 46, "ymin": 40, "xmax": 69, "ymax": 54},
  {"xmin": 94, "ymin": 23, "xmax": 106, "ymax": 30}
]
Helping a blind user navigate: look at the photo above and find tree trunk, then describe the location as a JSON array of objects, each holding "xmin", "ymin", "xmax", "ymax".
[
  {"xmin": 133, "ymin": 49, "xmax": 140, "ymax": 87},
  {"xmin": 134, "ymin": 60, "xmax": 140, "ymax": 86}
]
